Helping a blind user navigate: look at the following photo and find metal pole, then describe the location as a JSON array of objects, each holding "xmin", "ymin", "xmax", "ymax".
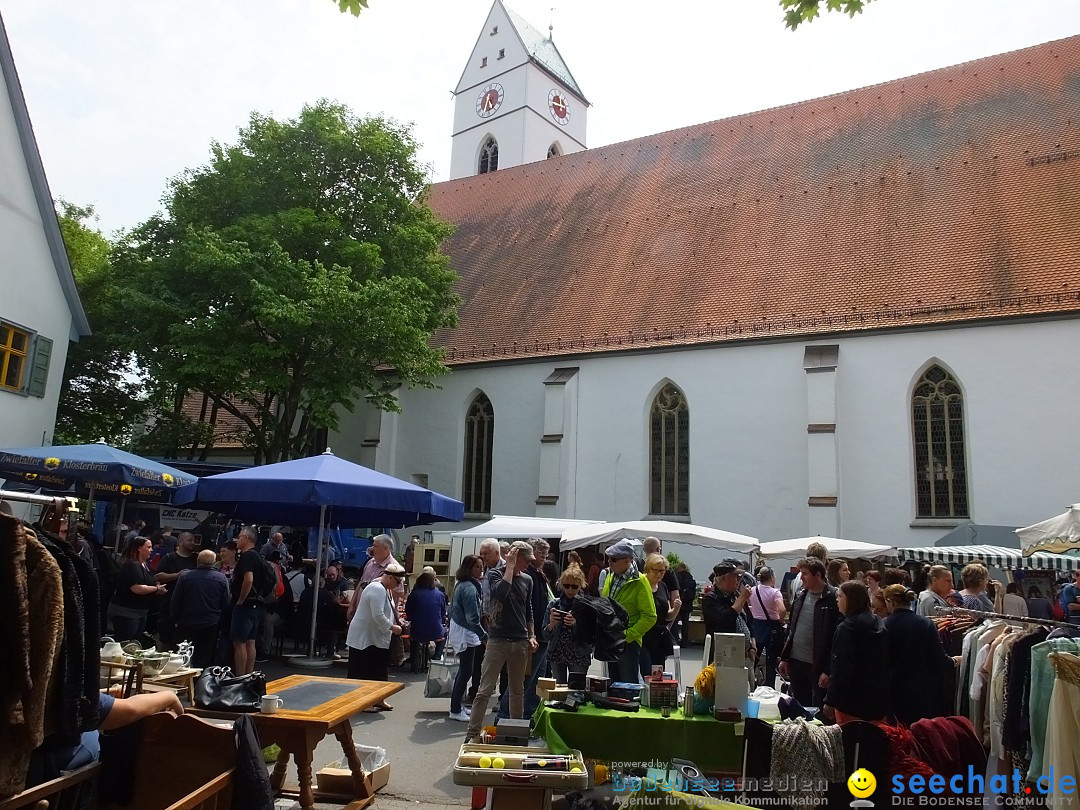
[
  {"xmin": 308, "ymin": 504, "xmax": 326, "ymax": 659},
  {"xmin": 115, "ymin": 499, "xmax": 127, "ymax": 552}
]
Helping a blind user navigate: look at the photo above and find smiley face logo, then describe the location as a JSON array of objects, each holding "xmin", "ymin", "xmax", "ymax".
[
  {"xmin": 44, "ymin": 457, "xmax": 61, "ymax": 470},
  {"xmin": 120, "ymin": 484, "xmax": 133, "ymax": 496},
  {"xmin": 162, "ymin": 473, "xmax": 174, "ymax": 487},
  {"xmin": 24, "ymin": 473, "xmax": 37, "ymax": 481},
  {"xmin": 847, "ymin": 769, "xmax": 876, "ymax": 799}
]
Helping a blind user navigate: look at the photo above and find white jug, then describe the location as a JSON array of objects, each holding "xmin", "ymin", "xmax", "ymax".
[{"xmin": 100, "ymin": 637, "xmax": 124, "ymax": 664}]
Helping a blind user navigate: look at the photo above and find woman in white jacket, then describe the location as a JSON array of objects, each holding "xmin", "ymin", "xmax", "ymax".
[{"xmin": 347, "ymin": 562, "xmax": 405, "ymax": 710}]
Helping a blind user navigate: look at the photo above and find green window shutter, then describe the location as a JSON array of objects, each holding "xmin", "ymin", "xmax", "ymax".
[{"xmin": 27, "ymin": 335, "xmax": 52, "ymax": 398}]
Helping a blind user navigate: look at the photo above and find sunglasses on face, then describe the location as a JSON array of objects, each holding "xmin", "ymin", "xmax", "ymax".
[{"xmin": 562, "ymin": 583, "xmax": 580, "ymax": 590}]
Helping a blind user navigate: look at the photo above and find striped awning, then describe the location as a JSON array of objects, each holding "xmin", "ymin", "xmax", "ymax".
[{"xmin": 898, "ymin": 544, "xmax": 1080, "ymax": 573}]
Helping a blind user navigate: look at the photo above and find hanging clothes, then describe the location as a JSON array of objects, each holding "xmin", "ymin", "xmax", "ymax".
[
  {"xmin": 1026, "ymin": 637, "xmax": 1080, "ymax": 783},
  {"xmin": 1045, "ymin": 652, "xmax": 1080, "ymax": 803},
  {"xmin": 0, "ymin": 520, "xmax": 64, "ymax": 798}
]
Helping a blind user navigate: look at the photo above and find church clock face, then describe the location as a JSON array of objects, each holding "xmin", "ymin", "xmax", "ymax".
[
  {"xmin": 476, "ymin": 83, "xmax": 504, "ymax": 118},
  {"xmin": 548, "ymin": 89, "xmax": 570, "ymax": 125}
]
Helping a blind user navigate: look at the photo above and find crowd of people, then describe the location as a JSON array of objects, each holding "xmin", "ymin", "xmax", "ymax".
[{"xmin": 90, "ymin": 519, "xmax": 1080, "ymax": 736}]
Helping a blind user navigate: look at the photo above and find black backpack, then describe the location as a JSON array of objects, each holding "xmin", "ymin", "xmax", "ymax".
[
  {"xmin": 253, "ymin": 555, "xmax": 280, "ymax": 603},
  {"xmin": 571, "ymin": 594, "xmax": 629, "ymax": 662}
]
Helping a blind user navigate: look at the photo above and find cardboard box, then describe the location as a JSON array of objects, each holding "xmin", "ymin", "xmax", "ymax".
[
  {"xmin": 315, "ymin": 744, "xmax": 390, "ymax": 796},
  {"xmin": 315, "ymin": 761, "xmax": 389, "ymax": 795}
]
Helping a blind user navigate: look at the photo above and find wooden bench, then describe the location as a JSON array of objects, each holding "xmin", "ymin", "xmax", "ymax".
[{"xmin": 1, "ymin": 713, "xmax": 236, "ymax": 810}]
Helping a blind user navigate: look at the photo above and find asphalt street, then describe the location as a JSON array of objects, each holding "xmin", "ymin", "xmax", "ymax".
[{"xmin": 261, "ymin": 643, "xmax": 707, "ymax": 809}]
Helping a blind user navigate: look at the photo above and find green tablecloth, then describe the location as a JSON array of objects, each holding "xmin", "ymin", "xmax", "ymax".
[{"xmin": 531, "ymin": 703, "xmax": 743, "ymax": 774}]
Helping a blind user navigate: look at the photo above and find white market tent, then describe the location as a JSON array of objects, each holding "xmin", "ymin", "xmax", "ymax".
[
  {"xmin": 1016, "ymin": 503, "xmax": 1080, "ymax": 557},
  {"xmin": 559, "ymin": 519, "xmax": 759, "ymax": 555},
  {"xmin": 897, "ymin": 544, "xmax": 1080, "ymax": 573},
  {"xmin": 758, "ymin": 536, "xmax": 896, "ymax": 560},
  {"xmin": 450, "ymin": 515, "xmax": 604, "ymax": 540}
]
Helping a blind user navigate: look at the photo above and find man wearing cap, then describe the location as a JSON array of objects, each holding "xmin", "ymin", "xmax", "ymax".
[
  {"xmin": 601, "ymin": 539, "xmax": 657, "ymax": 683},
  {"xmin": 465, "ymin": 541, "xmax": 538, "ymax": 743},
  {"xmin": 702, "ymin": 563, "xmax": 755, "ymax": 658}
]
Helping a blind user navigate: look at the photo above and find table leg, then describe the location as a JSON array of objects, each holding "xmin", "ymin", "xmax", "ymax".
[
  {"xmin": 270, "ymin": 747, "xmax": 291, "ymax": 792},
  {"xmin": 296, "ymin": 744, "xmax": 316, "ymax": 810},
  {"xmin": 334, "ymin": 720, "xmax": 373, "ymax": 799}
]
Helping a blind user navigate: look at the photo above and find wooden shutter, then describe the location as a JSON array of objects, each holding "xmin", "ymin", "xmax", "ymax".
[{"xmin": 27, "ymin": 335, "xmax": 52, "ymax": 398}]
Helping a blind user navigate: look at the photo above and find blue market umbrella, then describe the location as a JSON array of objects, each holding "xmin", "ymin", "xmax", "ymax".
[
  {"xmin": 0, "ymin": 442, "xmax": 198, "ymax": 545},
  {"xmin": 0, "ymin": 441, "xmax": 196, "ymax": 499},
  {"xmin": 173, "ymin": 448, "xmax": 464, "ymax": 660}
]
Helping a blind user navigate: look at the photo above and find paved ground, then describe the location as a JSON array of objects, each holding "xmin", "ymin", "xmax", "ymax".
[{"xmin": 260, "ymin": 643, "xmax": 708, "ymax": 809}]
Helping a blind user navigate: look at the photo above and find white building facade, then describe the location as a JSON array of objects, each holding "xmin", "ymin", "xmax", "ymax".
[
  {"xmin": 0, "ymin": 14, "xmax": 90, "ymax": 449},
  {"xmin": 332, "ymin": 317, "xmax": 1080, "ymax": 547}
]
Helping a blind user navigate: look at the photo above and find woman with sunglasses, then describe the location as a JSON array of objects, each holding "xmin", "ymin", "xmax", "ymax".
[{"xmin": 543, "ymin": 564, "xmax": 592, "ymax": 684}]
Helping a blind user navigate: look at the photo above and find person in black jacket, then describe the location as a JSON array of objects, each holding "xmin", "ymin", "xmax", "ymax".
[
  {"xmin": 824, "ymin": 581, "xmax": 890, "ymax": 724},
  {"xmin": 882, "ymin": 584, "xmax": 958, "ymax": 725},
  {"xmin": 779, "ymin": 557, "xmax": 840, "ymax": 708}
]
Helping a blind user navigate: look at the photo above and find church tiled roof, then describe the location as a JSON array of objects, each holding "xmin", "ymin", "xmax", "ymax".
[{"xmin": 427, "ymin": 34, "xmax": 1080, "ymax": 366}]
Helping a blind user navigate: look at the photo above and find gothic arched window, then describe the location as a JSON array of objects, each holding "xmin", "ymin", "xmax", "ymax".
[
  {"xmin": 650, "ymin": 383, "xmax": 689, "ymax": 516},
  {"xmin": 912, "ymin": 365, "xmax": 969, "ymax": 518},
  {"xmin": 478, "ymin": 137, "xmax": 499, "ymax": 174},
  {"xmin": 547, "ymin": 142, "xmax": 562, "ymax": 159},
  {"xmin": 463, "ymin": 393, "xmax": 494, "ymax": 514}
]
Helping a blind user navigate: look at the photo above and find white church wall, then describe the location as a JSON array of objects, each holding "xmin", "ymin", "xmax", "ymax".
[
  {"xmin": 334, "ymin": 317, "xmax": 1080, "ymax": 551},
  {"xmin": 450, "ymin": 103, "xmax": 527, "ymax": 179},
  {"xmin": 521, "ymin": 64, "xmax": 586, "ymax": 154}
]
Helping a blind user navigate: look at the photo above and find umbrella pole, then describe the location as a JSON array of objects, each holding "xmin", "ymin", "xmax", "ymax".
[
  {"xmin": 289, "ymin": 505, "xmax": 333, "ymax": 670},
  {"xmin": 309, "ymin": 504, "xmax": 326, "ymax": 658},
  {"xmin": 114, "ymin": 499, "xmax": 126, "ymax": 552}
]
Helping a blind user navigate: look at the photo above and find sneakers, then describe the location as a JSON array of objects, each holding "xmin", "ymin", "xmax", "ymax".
[
  {"xmin": 448, "ymin": 710, "xmax": 471, "ymax": 722},
  {"xmin": 255, "ymin": 656, "xmax": 269, "ymax": 663}
]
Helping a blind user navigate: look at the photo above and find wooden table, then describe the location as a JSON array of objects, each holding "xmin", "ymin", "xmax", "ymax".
[
  {"xmin": 190, "ymin": 674, "xmax": 402, "ymax": 810},
  {"xmin": 142, "ymin": 667, "xmax": 202, "ymax": 703}
]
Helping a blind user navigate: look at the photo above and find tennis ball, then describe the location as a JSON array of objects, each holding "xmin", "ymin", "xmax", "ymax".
[
  {"xmin": 571, "ymin": 764, "xmax": 584, "ymax": 773},
  {"xmin": 478, "ymin": 755, "xmax": 492, "ymax": 769},
  {"xmin": 492, "ymin": 757, "xmax": 505, "ymax": 769},
  {"xmin": 537, "ymin": 759, "xmax": 547, "ymax": 768}
]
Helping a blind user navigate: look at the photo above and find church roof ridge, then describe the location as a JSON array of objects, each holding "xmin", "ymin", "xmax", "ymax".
[{"xmin": 428, "ymin": 31, "xmax": 1080, "ymax": 365}]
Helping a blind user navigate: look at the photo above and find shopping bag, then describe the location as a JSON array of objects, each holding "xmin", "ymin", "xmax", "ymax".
[
  {"xmin": 424, "ymin": 655, "xmax": 459, "ymax": 698},
  {"xmin": 193, "ymin": 666, "xmax": 266, "ymax": 712}
]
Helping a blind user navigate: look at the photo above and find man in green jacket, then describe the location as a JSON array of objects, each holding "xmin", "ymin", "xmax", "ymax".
[{"xmin": 601, "ymin": 539, "xmax": 657, "ymax": 683}]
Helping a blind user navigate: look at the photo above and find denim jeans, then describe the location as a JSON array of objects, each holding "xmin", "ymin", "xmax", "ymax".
[
  {"xmin": 450, "ymin": 645, "xmax": 479, "ymax": 714},
  {"xmin": 109, "ymin": 613, "xmax": 146, "ymax": 643}
]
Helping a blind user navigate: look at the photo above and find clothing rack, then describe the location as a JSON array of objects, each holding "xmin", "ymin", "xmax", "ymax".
[{"xmin": 934, "ymin": 604, "xmax": 1075, "ymax": 629}]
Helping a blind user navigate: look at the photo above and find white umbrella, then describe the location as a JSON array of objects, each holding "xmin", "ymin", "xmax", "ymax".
[
  {"xmin": 451, "ymin": 514, "xmax": 604, "ymax": 539},
  {"xmin": 758, "ymin": 536, "xmax": 897, "ymax": 560},
  {"xmin": 1016, "ymin": 504, "xmax": 1080, "ymax": 557},
  {"xmin": 559, "ymin": 519, "xmax": 759, "ymax": 554}
]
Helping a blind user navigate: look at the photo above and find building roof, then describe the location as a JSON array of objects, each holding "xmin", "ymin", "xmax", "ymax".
[
  {"xmin": 504, "ymin": 3, "xmax": 587, "ymax": 101},
  {"xmin": 428, "ymin": 34, "xmax": 1080, "ymax": 366},
  {"xmin": 0, "ymin": 12, "xmax": 91, "ymax": 337}
]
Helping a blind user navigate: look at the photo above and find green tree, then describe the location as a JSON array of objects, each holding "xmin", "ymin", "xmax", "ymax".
[
  {"xmin": 781, "ymin": 0, "xmax": 872, "ymax": 29},
  {"xmin": 54, "ymin": 202, "xmax": 149, "ymax": 445},
  {"xmin": 114, "ymin": 101, "xmax": 459, "ymax": 464},
  {"xmin": 331, "ymin": 0, "xmax": 874, "ymax": 28}
]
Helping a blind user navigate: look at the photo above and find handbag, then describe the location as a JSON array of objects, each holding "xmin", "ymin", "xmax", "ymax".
[
  {"xmin": 193, "ymin": 666, "xmax": 267, "ymax": 712},
  {"xmin": 424, "ymin": 653, "xmax": 460, "ymax": 698}
]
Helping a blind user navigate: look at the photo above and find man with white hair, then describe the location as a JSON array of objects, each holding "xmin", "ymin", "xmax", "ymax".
[
  {"xmin": 260, "ymin": 531, "xmax": 292, "ymax": 567},
  {"xmin": 349, "ymin": 534, "xmax": 403, "ymax": 622},
  {"xmin": 171, "ymin": 549, "xmax": 230, "ymax": 667}
]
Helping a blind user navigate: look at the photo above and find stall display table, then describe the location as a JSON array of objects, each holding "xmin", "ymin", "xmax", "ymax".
[
  {"xmin": 531, "ymin": 703, "xmax": 742, "ymax": 775},
  {"xmin": 141, "ymin": 667, "xmax": 201, "ymax": 703},
  {"xmin": 189, "ymin": 674, "xmax": 402, "ymax": 810}
]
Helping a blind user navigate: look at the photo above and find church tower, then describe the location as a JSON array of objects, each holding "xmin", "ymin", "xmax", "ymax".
[{"xmin": 449, "ymin": 0, "xmax": 588, "ymax": 180}]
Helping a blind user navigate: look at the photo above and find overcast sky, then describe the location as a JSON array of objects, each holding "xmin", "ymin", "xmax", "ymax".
[{"xmin": 5, "ymin": 0, "xmax": 1080, "ymax": 235}]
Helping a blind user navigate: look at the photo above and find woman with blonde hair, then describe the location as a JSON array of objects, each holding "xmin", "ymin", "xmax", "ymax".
[
  {"xmin": 917, "ymin": 565, "xmax": 961, "ymax": 617},
  {"xmin": 639, "ymin": 554, "xmax": 678, "ymax": 676},
  {"xmin": 958, "ymin": 563, "xmax": 1003, "ymax": 613},
  {"xmin": 883, "ymin": 584, "xmax": 957, "ymax": 724},
  {"xmin": 543, "ymin": 563, "xmax": 592, "ymax": 684}
]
